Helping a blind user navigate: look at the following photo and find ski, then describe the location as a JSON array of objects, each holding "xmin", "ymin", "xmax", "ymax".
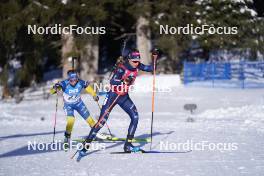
[
  {"xmin": 110, "ymin": 150, "xmax": 192, "ymax": 154},
  {"xmin": 111, "ymin": 149, "xmax": 146, "ymax": 154},
  {"xmin": 73, "ymin": 137, "xmax": 151, "ymax": 143},
  {"xmin": 109, "ymin": 137, "xmax": 150, "ymax": 143}
]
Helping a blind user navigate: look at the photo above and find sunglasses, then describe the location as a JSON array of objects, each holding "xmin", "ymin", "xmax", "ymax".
[
  {"xmin": 131, "ymin": 61, "xmax": 140, "ymax": 64},
  {"xmin": 69, "ymin": 78, "xmax": 78, "ymax": 82}
]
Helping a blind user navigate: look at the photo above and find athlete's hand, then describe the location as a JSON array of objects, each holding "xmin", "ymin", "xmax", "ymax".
[
  {"xmin": 50, "ymin": 88, "xmax": 57, "ymax": 95},
  {"xmin": 51, "ymin": 83, "xmax": 61, "ymax": 94},
  {"xmin": 54, "ymin": 83, "xmax": 61, "ymax": 90},
  {"xmin": 124, "ymin": 76, "xmax": 134, "ymax": 85},
  {"xmin": 151, "ymin": 48, "xmax": 159, "ymax": 65},
  {"xmin": 151, "ymin": 48, "xmax": 160, "ymax": 56},
  {"xmin": 93, "ymin": 95, "xmax": 99, "ymax": 102}
]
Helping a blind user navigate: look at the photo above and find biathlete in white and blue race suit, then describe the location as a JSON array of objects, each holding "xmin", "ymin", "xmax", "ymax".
[{"xmin": 50, "ymin": 70, "xmax": 105, "ymax": 145}]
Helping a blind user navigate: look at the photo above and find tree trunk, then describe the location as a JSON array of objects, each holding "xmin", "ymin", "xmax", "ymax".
[
  {"xmin": 79, "ymin": 36, "xmax": 99, "ymax": 81},
  {"xmin": 61, "ymin": 32, "xmax": 75, "ymax": 79},
  {"xmin": 136, "ymin": 16, "xmax": 151, "ymax": 65}
]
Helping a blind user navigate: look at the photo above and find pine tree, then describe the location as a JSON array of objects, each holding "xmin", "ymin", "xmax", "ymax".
[
  {"xmin": 194, "ymin": 0, "xmax": 263, "ymax": 60},
  {"xmin": 151, "ymin": 0, "xmax": 197, "ymax": 73}
]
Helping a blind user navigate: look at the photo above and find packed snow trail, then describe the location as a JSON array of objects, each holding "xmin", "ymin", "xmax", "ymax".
[{"xmin": 0, "ymin": 81, "xmax": 264, "ymax": 175}]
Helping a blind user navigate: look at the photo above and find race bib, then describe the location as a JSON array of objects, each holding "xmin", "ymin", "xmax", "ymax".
[{"xmin": 63, "ymin": 93, "xmax": 80, "ymax": 103}]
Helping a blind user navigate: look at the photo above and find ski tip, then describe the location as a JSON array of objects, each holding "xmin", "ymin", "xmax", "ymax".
[
  {"xmin": 76, "ymin": 156, "xmax": 82, "ymax": 162},
  {"xmin": 110, "ymin": 149, "xmax": 146, "ymax": 154},
  {"xmin": 110, "ymin": 150, "xmax": 192, "ymax": 154}
]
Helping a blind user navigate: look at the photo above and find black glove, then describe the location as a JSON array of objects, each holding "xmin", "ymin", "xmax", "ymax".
[
  {"xmin": 93, "ymin": 95, "xmax": 99, "ymax": 102},
  {"xmin": 151, "ymin": 48, "xmax": 159, "ymax": 66},
  {"xmin": 151, "ymin": 48, "xmax": 160, "ymax": 56},
  {"xmin": 124, "ymin": 76, "xmax": 134, "ymax": 85},
  {"xmin": 54, "ymin": 83, "xmax": 61, "ymax": 90}
]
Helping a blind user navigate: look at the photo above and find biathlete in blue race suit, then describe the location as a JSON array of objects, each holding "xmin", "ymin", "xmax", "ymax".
[
  {"xmin": 50, "ymin": 70, "xmax": 105, "ymax": 146},
  {"xmin": 78, "ymin": 49, "xmax": 157, "ymax": 156}
]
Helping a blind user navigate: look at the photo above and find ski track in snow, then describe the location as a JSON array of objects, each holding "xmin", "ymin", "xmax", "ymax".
[{"xmin": 0, "ymin": 85, "xmax": 264, "ymax": 176}]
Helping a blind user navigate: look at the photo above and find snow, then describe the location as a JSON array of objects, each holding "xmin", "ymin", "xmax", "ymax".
[
  {"xmin": 0, "ymin": 75, "xmax": 264, "ymax": 176},
  {"xmin": 196, "ymin": 0, "xmax": 257, "ymax": 17},
  {"xmin": 61, "ymin": 0, "xmax": 68, "ymax": 5},
  {"xmin": 132, "ymin": 74, "xmax": 182, "ymax": 93},
  {"xmin": 32, "ymin": 1, "xmax": 49, "ymax": 10},
  {"xmin": 240, "ymin": 6, "xmax": 257, "ymax": 17},
  {"xmin": 195, "ymin": 12, "xmax": 201, "ymax": 16}
]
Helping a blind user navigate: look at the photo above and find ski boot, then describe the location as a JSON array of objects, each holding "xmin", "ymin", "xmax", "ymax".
[
  {"xmin": 123, "ymin": 136, "xmax": 144, "ymax": 153},
  {"xmin": 63, "ymin": 132, "xmax": 71, "ymax": 151},
  {"xmin": 95, "ymin": 133, "xmax": 111, "ymax": 140},
  {"xmin": 76, "ymin": 141, "xmax": 91, "ymax": 162},
  {"xmin": 76, "ymin": 149, "xmax": 88, "ymax": 162}
]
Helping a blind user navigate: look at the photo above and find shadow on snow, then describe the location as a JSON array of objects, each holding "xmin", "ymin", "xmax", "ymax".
[{"xmin": 0, "ymin": 131, "xmax": 174, "ymax": 158}]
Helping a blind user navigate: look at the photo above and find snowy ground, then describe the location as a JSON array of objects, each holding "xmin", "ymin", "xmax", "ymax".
[{"xmin": 0, "ymin": 75, "xmax": 264, "ymax": 176}]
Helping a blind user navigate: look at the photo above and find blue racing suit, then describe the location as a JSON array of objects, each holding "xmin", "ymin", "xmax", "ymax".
[
  {"xmin": 85, "ymin": 61, "xmax": 153, "ymax": 142},
  {"xmin": 58, "ymin": 79, "xmax": 91, "ymax": 120}
]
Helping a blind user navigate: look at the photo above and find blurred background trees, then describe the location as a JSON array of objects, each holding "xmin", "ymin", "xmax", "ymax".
[{"xmin": 0, "ymin": 0, "xmax": 263, "ymax": 97}]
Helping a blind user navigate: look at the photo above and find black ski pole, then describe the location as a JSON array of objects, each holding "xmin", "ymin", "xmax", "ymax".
[
  {"xmin": 52, "ymin": 94, "xmax": 59, "ymax": 143},
  {"xmin": 96, "ymin": 101, "xmax": 113, "ymax": 137},
  {"xmin": 71, "ymin": 95, "xmax": 120, "ymax": 159}
]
